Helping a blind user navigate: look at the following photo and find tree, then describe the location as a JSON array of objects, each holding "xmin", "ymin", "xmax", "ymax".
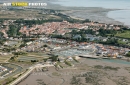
[
  {"xmin": 7, "ymin": 25, "xmax": 22, "ymax": 37},
  {"xmin": 19, "ymin": 43, "xmax": 27, "ymax": 48},
  {"xmin": 49, "ymin": 55, "xmax": 58, "ymax": 62},
  {"xmin": 82, "ymin": 19, "xmax": 90, "ymax": 23},
  {"xmin": 126, "ymin": 52, "xmax": 130, "ymax": 57},
  {"xmin": 43, "ymin": 44, "xmax": 48, "ymax": 47},
  {"xmin": 7, "ymin": 25, "xmax": 17, "ymax": 37},
  {"xmin": 0, "ymin": 32, "xmax": 4, "ymax": 38}
]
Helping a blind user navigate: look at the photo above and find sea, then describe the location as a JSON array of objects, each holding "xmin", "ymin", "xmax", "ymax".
[
  {"xmin": 53, "ymin": 0, "xmax": 130, "ymax": 26},
  {"xmin": 0, "ymin": 0, "xmax": 130, "ymax": 26}
]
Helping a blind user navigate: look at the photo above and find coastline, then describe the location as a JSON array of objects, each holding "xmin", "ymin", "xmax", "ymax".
[
  {"xmin": 18, "ymin": 58, "xmax": 130, "ymax": 85},
  {"xmin": 46, "ymin": 2, "xmax": 124, "ymax": 25},
  {"xmin": 0, "ymin": 0, "xmax": 127, "ymax": 26}
]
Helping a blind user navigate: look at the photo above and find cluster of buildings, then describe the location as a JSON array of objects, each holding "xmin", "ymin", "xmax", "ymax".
[
  {"xmin": 20, "ymin": 38, "xmax": 69, "ymax": 52},
  {"xmin": 73, "ymin": 34, "xmax": 108, "ymax": 42},
  {"xmin": 19, "ymin": 20, "xmax": 123, "ymax": 36},
  {"xmin": 1, "ymin": 19, "xmax": 130, "ymax": 59},
  {"xmin": 95, "ymin": 44, "xmax": 130, "ymax": 58},
  {"xmin": 0, "ymin": 65, "xmax": 7, "ymax": 74},
  {"xmin": 19, "ymin": 35, "xmax": 130, "ymax": 59}
]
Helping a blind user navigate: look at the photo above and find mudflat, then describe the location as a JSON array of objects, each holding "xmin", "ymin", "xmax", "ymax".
[
  {"xmin": 46, "ymin": 2, "xmax": 123, "ymax": 25},
  {"xmin": 19, "ymin": 58, "xmax": 130, "ymax": 85}
]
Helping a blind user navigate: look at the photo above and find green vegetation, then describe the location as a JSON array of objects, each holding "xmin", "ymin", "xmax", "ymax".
[
  {"xmin": 47, "ymin": 25, "xmax": 130, "ymax": 48},
  {"xmin": 72, "ymin": 57, "xmax": 79, "ymax": 63},
  {"xmin": 13, "ymin": 51, "xmax": 27, "ymax": 56},
  {"xmin": 70, "ymin": 76, "xmax": 82, "ymax": 85},
  {"xmin": 126, "ymin": 52, "xmax": 130, "ymax": 57},
  {"xmin": 125, "ymin": 67, "xmax": 130, "ymax": 72},
  {"xmin": 19, "ymin": 43, "xmax": 27, "ymax": 48},
  {"xmin": 0, "ymin": 32, "xmax": 4, "ymax": 38},
  {"xmin": 55, "ymin": 62, "xmax": 63, "ymax": 69},
  {"xmin": 0, "ymin": 40, "xmax": 4, "ymax": 45},
  {"xmin": 115, "ymin": 76, "xmax": 129, "ymax": 85},
  {"xmin": 7, "ymin": 25, "xmax": 22, "ymax": 37},
  {"xmin": 49, "ymin": 55, "xmax": 58, "ymax": 62},
  {"xmin": 104, "ymin": 66, "xmax": 120, "ymax": 71},
  {"xmin": 15, "ymin": 19, "xmax": 63, "ymax": 26},
  {"xmin": 16, "ymin": 55, "xmax": 44, "ymax": 62},
  {"xmin": 0, "ymin": 55, "xmax": 12, "ymax": 63},
  {"xmin": 85, "ymin": 72, "xmax": 100, "ymax": 85},
  {"xmin": 98, "ymin": 28, "xmax": 117, "ymax": 37},
  {"xmin": 58, "ymin": 63, "xmax": 64, "ymax": 68},
  {"xmin": 55, "ymin": 13, "xmax": 84, "ymax": 23},
  {"xmin": 17, "ymin": 56, "xmax": 40, "ymax": 62},
  {"xmin": 43, "ymin": 44, "xmax": 48, "ymax": 47},
  {"xmin": 94, "ymin": 65, "xmax": 120, "ymax": 71},
  {"xmin": 2, "ymin": 47, "xmax": 16, "ymax": 52},
  {"xmin": 64, "ymin": 60, "xmax": 72, "ymax": 66},
  {"xmin": 115, "ymin": 30, "xmax": 130, "ymax": 39},
  {"xmin": 10, "ymin": 51, "xmax": 28, "ymax": 61},
  {"xmin": 94, "ymin": 65, "xmax": 103, "ymax": 69}
]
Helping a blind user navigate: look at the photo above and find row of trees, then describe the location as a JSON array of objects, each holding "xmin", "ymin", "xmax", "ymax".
[
  {"xmin": 126, "ymin": 52, "xmax": 130, "ymax": 57},
  {"xmin": 15, "ymin": 19, "xmax": 63, "ymax": 26},
  {"xmin": 14, "ymin": 13, "xmax": 91, "ymax": 26},
  {"xmin": 7, "ymin": 25, "xmax": 22, "ymax": 37},
  {"xmin": 49, "ymin": 28, "xmax": 130, "ymax": 48}
]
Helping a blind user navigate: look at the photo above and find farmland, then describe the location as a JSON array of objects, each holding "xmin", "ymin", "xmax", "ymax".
[
  {"xmin": 16, "ymin": 53, "xmax": 50, "ymax": 62},
  {"xmin": 0, "ymin": 55, "xmax": 12, "ymax": 63}
]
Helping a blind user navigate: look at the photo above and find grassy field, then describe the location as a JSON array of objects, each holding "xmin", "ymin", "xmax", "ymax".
[
  {"xmin": 115, "ymin": 31, "xmax": 130, "ymax": 39},
  {"xmin": 16, "ymin": 53, "xmax": 50, "ymax": 62},
  {"xmin": 0, "ymin": 55, "xmax": 12, "ymax": 63},
  {"xmin": 0, "ymin": 9, "xmax": 61, "ymax": 19}
]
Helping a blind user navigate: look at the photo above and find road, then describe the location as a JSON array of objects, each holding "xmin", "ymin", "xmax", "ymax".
[{"xmin": 9, "ymin": 64, "xmax": 53, "ymax": 85}]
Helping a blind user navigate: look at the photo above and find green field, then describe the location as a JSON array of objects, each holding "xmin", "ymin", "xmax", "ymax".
[
  {"xmin": 0, "ymin": 55, "xmax": 11, "ymax": 63},
  {"xmin": 115, "ymin": 31, "xmax": 130, "ymax": 39},
  {"xmin": 17, "ymin": 53, "xmax": 50, "ymax": 62}
]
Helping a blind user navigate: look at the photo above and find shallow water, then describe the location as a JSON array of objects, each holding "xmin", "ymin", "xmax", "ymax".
[
  {"xmin": 53, "ymin": 0, "xmax": 130, "ymax": 9},
  {"xmin": 53, "ymin": 0, "xmax": 130, "ymax": 26},
  {"xmin": 107, "ymin": 10, "xmax": 130, "ymax": 26}
]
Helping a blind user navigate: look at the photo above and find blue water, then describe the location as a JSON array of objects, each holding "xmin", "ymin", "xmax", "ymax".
[{"xmin": 53, "ymin": 0, "xmax": 130, "ymax": 26}]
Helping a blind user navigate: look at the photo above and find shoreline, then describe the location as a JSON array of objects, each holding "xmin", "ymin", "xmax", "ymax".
[
  {"xmin": 46, "ymin": 1, "xmax": 126, "ymax": 26},
  {"xmin": 18, "ymin": 57, "xmax": 130, "ymax": 85}
]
